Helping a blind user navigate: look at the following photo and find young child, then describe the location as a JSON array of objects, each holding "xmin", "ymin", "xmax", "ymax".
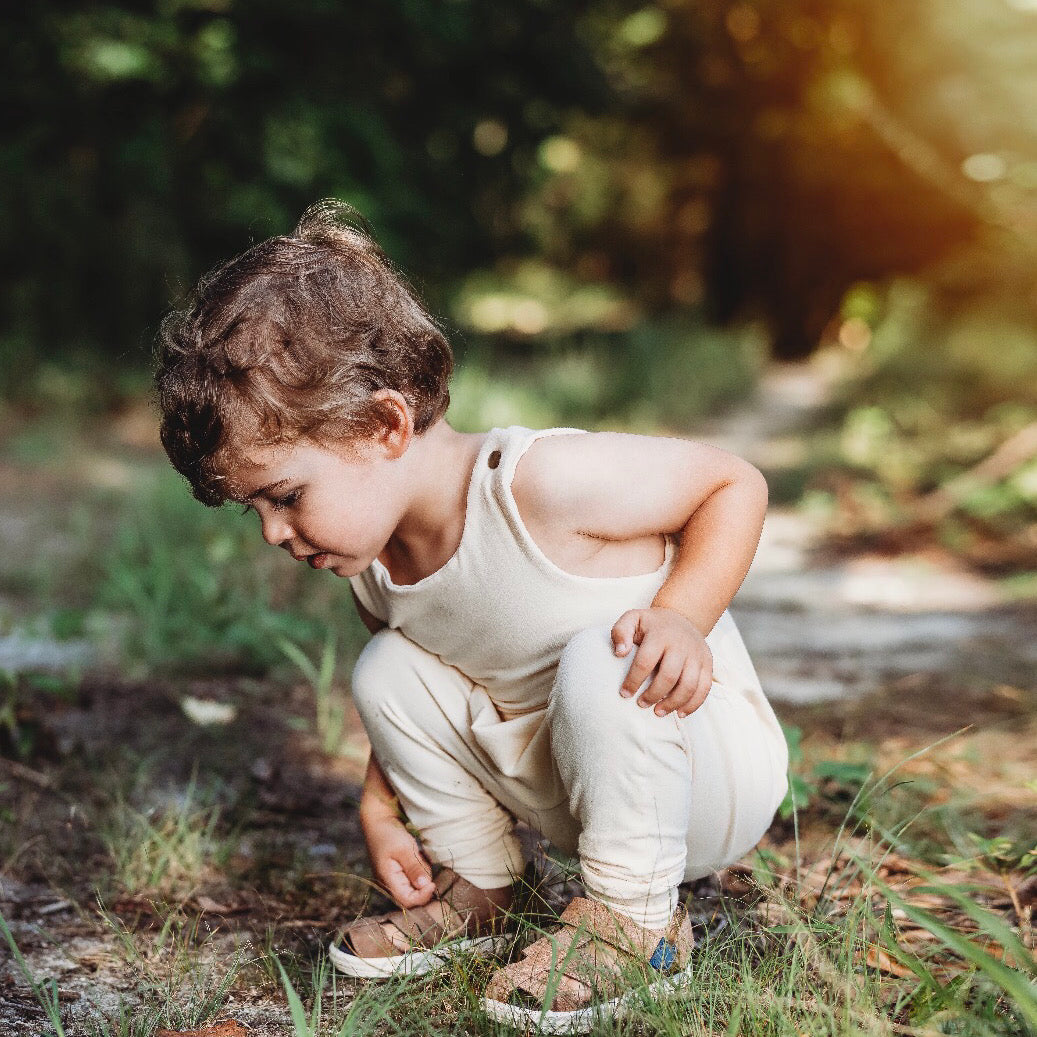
[{"xmin": 156, "ymin": 201, "xmax": 789, "ymax": 1030}]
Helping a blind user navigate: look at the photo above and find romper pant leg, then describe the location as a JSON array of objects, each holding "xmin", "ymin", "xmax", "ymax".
[
  {"xmin": 547, "ymin": 623, "xmax": 789, "ymax": 930},
  {"xmin": 351, "ymin": 629, "xmax": 528, "ymax": 889}
]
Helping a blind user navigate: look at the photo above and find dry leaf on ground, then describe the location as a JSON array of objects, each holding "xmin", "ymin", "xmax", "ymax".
[
  {"xmin": 155, "ymin": 1022, "xmax": 248, "ymax": 1037},
  {"xmin": 864, "ymin": 943, "xmax": 917, "ymax": 979}
]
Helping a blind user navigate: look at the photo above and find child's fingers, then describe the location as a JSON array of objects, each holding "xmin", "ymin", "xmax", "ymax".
[
  {"xmin": 383, "ymin": 854, "xmax": 434, "ymax": 908},
  {"xmin": 676, "ymin": 663, "xmax": 715, "ymax": 719},
  {"xmin": 611, "ymin": 610, "xmax": 642, "ymax": 657},
  {"xmin": 636, "ymin": 647, "xmax": 684, "ymax": 708},
  {"xmin": 651, "ymin": 662, "xmax": 700, "ymax": 716},
  {"xmin": 400, "ymin": 846, "xmax": 434, "ymax": 895},
  {"xmin": 620, "ymin": 636, "xmax": 661, "ymax": 697}
]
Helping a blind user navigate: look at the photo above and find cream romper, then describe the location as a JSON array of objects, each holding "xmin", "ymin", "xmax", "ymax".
[{"xmin": 349, "ymin": 425, "xmax": 789, "ymax": 929}]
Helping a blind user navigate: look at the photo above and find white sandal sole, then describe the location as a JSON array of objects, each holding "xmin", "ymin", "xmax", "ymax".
[
  {"xmin": 482, "ymin": 967, "xmax": 694, "ymax": 1033},
  {"xmin": 329, "ymin": 933, "xmax": 510, "ymax": 978}
]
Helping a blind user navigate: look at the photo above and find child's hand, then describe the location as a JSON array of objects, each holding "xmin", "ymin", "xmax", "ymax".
[
  {"xmin": 611, "ymin": 606, "xmax": 713, "ymax": 719},
  {"xmin": 361, "ymin": 810, "xmax": 435, "ymax": 908}
]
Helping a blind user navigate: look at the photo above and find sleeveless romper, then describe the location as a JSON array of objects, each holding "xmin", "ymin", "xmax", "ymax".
[{"xmin": 347, "ymin": 426, "xmax": 789, "ymax": 913}]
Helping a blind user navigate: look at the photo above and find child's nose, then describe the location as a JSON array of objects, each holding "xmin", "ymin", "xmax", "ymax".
[{"xmin": 260, "ymin": 512, "xmax": 293, "ymax": 547}]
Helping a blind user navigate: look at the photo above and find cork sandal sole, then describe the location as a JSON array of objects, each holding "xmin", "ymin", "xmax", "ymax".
[{"xmin": 483, "ymin": 967, "xmax": 694, "ymax": 1033}]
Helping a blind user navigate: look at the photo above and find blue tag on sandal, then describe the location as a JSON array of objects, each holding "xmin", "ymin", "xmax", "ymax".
[
  {"xmin": 650, "ymin": 903, "xmax": 688, "ymax": 972},
  {"xmin": 649, "ymin": 938, "xmax": 677, "ymax": 971}
]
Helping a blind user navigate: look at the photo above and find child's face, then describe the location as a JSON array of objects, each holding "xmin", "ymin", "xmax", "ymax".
[{"xmin": 232, "ymin": 436, "xmax": 401, "ymax": 578}]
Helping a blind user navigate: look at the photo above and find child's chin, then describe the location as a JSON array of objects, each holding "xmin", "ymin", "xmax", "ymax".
[{"xmin": 329, "ymin": 559, "xmax": 360, "ymax": 578}]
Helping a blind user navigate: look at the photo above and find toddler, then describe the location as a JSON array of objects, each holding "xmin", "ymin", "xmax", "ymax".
[{"xmin": 156, "ymin": 201, "xmax": 789, "ymax": 1031}]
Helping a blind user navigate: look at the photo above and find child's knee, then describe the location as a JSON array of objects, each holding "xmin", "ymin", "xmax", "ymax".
[
  {"xmin": 551, "ymin": 624, "xmax": 633, "ymax": 721},
  {"xmin": 350, "ymin": 628, "xmax": 418, "ymax": 719}
]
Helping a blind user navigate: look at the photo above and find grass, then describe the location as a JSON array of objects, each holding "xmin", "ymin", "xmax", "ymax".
[
  {"xmin": 0, "ymin": 909, "xmax": 69, "ymax": 1037},
  {"xmin": 252, "ymin": 824, "xmax": 1037, "ymax": 1036},
  {"xmin": 279, "ymin": 632, "xmax": 349, "ymax": 757},
  {"xmin": 98, "ymin": 773, "xmax": 232, "ymax": 902},
  {"xmin": 447, "ymin": 316, "xmax": 766, "ymax": 435},
  {"xmin": 0, "ymin": 663, "xmax": 1032, "ymax": 1036},
  {"xmin": 80, "ymin": 909, "xmax": 250, "ymax": 1037},
  {"xmin": 94, "ymin": 469, "xmax": 337, "ymax": 676}
]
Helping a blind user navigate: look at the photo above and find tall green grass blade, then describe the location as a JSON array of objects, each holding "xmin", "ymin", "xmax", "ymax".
[
  {"xmin": 277, "ymin": 959, "xmax": 313, "ymax": 1036},
  {"xmin": 318, "ymin": 632, "xmax": 337, "ymax": 695},
  {"xmin": 0, "ymin": 909, "xmax": 67, "ymax": 1036},
  {"xmin": 910, "ymin": 879, "xmax": 1037, "ymax": 977},
  {"xmin": 278, "ymin": 637, "xmax": 318, "ymax": 685},
  {"xmin": 862, "ymin": 867, "xmax": 1037, "ymax": 1028}
]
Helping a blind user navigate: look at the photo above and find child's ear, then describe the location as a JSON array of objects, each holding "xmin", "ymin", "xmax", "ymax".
[{"xmin": 369, "ymin": 388, "xmax": 414, "ymax": 459}]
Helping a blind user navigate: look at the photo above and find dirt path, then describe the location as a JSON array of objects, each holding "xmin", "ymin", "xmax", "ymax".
[{"xmin": 703, "ymin": 363, "xmax": 1035, "ymax": 707}]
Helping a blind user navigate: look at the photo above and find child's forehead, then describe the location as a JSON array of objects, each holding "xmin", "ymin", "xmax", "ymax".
[
  {"xmin": 219, "ymin": 442, "xmax": 293, "ymax": 502},
  {"xmin": 222, "ymin": 435, "xmax": 374, "ymax": 500}
]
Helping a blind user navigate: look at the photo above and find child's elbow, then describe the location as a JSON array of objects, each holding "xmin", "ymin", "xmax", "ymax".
[
  {"xmin": 751, "ymin": 462, "xmax": 769, "ymax": 503},
  {"xmin": 738, "ymin": 460, "xmax": 769, "ymax": 515}
]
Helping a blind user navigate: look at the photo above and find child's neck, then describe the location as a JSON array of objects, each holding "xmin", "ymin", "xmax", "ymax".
[{"xmin": 378, "ymin": 420, "xmax": 488, "ymax": 585}]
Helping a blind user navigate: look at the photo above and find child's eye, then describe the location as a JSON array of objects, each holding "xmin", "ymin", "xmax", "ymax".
[{"xmin": 271, "ymin": 489, "xmax": 302, "ymax": 511}]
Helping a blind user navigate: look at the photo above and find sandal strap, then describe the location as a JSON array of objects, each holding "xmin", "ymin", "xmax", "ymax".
[
  {"xmin": 338, "ymin": 868, "xmax": 512, "ymax": 959},
  {"xmin": 485, "ymin": 898, "xmax": 694, "ymax": 1011}
]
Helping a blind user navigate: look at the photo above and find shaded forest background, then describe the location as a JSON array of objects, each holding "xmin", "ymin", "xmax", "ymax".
[
  {"xmin": 0, "ymin": 0, "xmax": 1035, "ymax": 576},
  {"xmin": 3, "ymin": 0, "xmax": 1034, "ymax": 368}
]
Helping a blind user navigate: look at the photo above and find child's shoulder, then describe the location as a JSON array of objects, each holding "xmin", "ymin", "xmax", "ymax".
[
  {"xmin": 510, "ymin": 429, "xmax": 684, "ymax": 524},
  {"xmin": 510, "ymin": 426, "xmax": 760, "ymax": 540}
]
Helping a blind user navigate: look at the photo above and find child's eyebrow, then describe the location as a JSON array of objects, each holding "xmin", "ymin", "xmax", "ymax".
[{"xmin": 242, "ymin": 478, "xmax": 291, "ymax": 503}]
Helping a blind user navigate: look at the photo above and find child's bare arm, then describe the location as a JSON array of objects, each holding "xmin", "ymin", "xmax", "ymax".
[
  {"xmin": 359, "ymin": 754, "xmax": 434, "ymax": 907},
  {"xmin": 515, "ymin": 432, "xmax": 768, "ymax": 718},
  {"xmin": 350, "ymin": 593, "xmax": 431, "ymax": 904}
]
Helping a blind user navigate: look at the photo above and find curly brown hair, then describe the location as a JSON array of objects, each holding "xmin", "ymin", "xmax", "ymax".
[{"xmin": 155, "ymin": 200, "xmax": 454, "ymax": 506}]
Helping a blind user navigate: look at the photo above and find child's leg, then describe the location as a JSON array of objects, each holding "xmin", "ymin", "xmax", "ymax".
[
  {"xmin": 546, "ymin": 622, "xmax": 788, "ymax": 930},
  {"xmin": 351, "ymin": 628, "xmax": 527, "ymax": 889}
]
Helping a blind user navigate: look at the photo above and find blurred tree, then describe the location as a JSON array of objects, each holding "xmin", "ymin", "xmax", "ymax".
[
  {"xmin": 517, "ymin": 0, "xmax": 1035, "ymax": 356},
  {"xmin": 0, "ymin": 0, "xmax": 607, "ymax": 383},
  {"xmin": 0, "ymin": 0, "xmax": 1033, "ymax": 382}
]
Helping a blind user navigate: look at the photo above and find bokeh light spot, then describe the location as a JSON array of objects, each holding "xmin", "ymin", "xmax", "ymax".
[
  {"xmin": 839, "ymin": 317, "xmax": 872, "ymax": 353},
  {"xmin": 619, "ymin": 8, "xmax": 667, "ymax": 48},
  {"xmin": 961, "ymin": 153, "xmax": 1007, "ymax": 182},
  {"xmin": 539, "ymin": 136, "xmax": 582, "ymax": 174},
  {"xmin": 473, "ymin": 119, "xmax": 508, "ymax": 157}
]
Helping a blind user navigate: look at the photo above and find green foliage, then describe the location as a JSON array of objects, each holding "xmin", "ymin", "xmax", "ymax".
[
  {"xmin": 450, "ymin": 316, "xmax": 764, "ymax": 432},
  {"xmin": 86, "ymin": 910, "xmax": 248, "ymax": 1036},
  {"xmin": 0, "ymin": 669, "xmax": 80, "ymax": 760},
  {"xmin": 277, "ymin": 953, "xmax": 415, "ymax": 1037},
  {"xmin": 778, "ymin": 723, "xmax": 872, "ymax": 821},
  {"xmin": 4, "ymin": 0, "xmax": 1033, "ymax": 391},
  {"xmin": 0, "ymin": 0, "xmax": 606, "ymax": 367},
  {"xmin": 94, "ymin": 469, "xmax": 329, "ymax": 673},
  {"xmin": 278, "ymin": 630, "xmax": 347, "ymax": 756},
  {"xmin": 99, "ymin": 773, "xmax": 231, "ymax": 898},
  {"xmin": 798, "ymin": 278, "xmax": 1037, "ymax": 569},
  {"xmin": 866, "ymin": 865, "xmax": 1037, "ymax": 1031}
]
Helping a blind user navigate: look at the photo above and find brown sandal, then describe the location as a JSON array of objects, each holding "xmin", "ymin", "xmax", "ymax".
[
  {"xmin": 482, "ymin": 897, "xmax": 694, "ymax": 1033},
  {"xmin": 329, "ymin": 868, "xmax": 513, "ymax": 978}
]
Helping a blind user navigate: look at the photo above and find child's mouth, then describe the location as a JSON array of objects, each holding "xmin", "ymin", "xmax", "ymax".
[{"xmin": 307, "ymin": 553, "xmax": 330, "ymax": 569}]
